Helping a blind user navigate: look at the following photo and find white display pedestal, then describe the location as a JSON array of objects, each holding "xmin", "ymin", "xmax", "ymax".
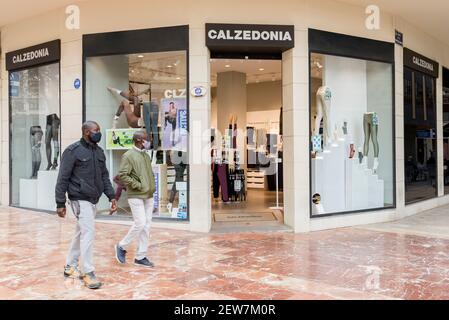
[
  {"xmin": 37, "ymin": 170, "xmax": 59, "ymax": 211},
  {"xmin": 312, "ymin": 136, "xmax": 385, "ymax": 214},
  {"xmin": 19, "ymin": 170, "xmax": 59, "ymax": 211},
  {"xmin": 19, "ymin": 179, "xmax": 38, "ymax": 208}
]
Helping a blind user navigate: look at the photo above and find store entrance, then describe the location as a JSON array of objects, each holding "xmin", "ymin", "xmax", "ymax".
[{"xmin": 210, "ymin": 58, "xmax": 284, "ymax": 228}]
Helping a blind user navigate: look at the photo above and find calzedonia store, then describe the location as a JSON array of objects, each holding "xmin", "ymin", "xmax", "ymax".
[{"xmin": 1, "ymin": 0, "xmax": 449, "ymax": 233}]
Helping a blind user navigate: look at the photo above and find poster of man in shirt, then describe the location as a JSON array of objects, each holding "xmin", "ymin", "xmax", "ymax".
[{"xmin": 161, "ymin": 97, "xmax": 187, "ymax": 151}]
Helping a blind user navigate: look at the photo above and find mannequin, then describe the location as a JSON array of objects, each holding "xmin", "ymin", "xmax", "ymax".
[
  {"xmin": 107, "ymin": 85, "xmax": 150, "ymax": 128},
  {"xmin": 167, "ymin": 150, "xmax": 187, "ymax": 213},
  {"xmin": 142, "ymin": 100, "xmax": 160, "ymax": 150},
  {"xmin": 315, "ymin": 86, "xmax": 332, "ymax": 146},
  {"xmin": 164, "ymin": 102, "xmax": 178, "ymax": 147},
  {"xmin": 45, "ymin": 114, "xmax": 60, "ymax": 170},
  {"xmin": 362, "ymin": 112, "xmax": 380, "ymax": 171},
  {"xmin": 30, "ymin": 126, "xmax": 43, "ymax": 178}
]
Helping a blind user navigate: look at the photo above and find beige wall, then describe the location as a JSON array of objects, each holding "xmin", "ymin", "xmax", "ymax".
[{"xmin": 2, "ymin": 0, "xmax": 449, "ymax": 232}]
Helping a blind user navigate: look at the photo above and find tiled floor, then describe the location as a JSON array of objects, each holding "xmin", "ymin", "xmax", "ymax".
[{"xmin": 1, "ymin": 205, "xmax": 449, "ymax": 300}]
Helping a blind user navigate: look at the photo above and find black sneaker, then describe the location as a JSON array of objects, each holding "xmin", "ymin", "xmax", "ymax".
[
  {"xmin": 115, "ymin": 244, "xmax": 127, "ymax": 264},
  {"xmin": 134, "ymin": 257, "xmax": 154, "ymax": 268}
]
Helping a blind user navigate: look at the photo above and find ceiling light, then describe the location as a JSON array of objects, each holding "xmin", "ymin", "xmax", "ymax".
[
  {"xmin": 225, "ymin": 65, "xmax": 230, "ymax": 68},
  {"xmin": 259, "ymin": 68, "xmax": 264, "ymax": 71},
  {"xmin": 167, "ymin": 65, "xmax": 173, "ymax": 68},
  {"xmin": 138, "ymin": 55, "xmax": 144, "ymax": 58},
  {"xmin": 176, "ymin": 77, "xmax": 181, "ymax": 80}
]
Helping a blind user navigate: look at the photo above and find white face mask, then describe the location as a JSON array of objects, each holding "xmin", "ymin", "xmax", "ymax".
[{"xmin": 143, "ymin": 140, "xmax": 151, "ymax": 150}]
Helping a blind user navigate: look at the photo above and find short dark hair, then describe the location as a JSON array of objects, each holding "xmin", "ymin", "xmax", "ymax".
[
  {"xmin": 82, "ymin": 121, "xmax": 99, "ymax": 133},
  {"xmin": 133, "ymin": 130, "xmax": 147, "ymax": 142}
]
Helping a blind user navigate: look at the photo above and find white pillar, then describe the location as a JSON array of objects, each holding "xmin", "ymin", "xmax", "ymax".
[
  {"xmin": 282, "ymin": 29, "xmax": 310, "ymax": 233},
  {"xmin": 436, "ymin": 64, "xmax": 444, "ymax": 197},
  {"xmin": 394, "ymin": 43, "xmax": 405, "ymax": 216},
  {"xmin": 188, "ymin": 26, "xmax": 212, "ymax": 233}
]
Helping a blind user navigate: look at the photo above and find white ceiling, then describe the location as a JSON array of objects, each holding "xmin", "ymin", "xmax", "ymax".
[
  {"xmin": 1, "ymin": 1, "xmax": 449, "ymax": 46},
  {"xmin": 338, "ymin": 0, "xmax": 449, "ymax": 46},
  {"xmin": 210, "ymin": 59, "xmax": 282, "ymax": 86}
]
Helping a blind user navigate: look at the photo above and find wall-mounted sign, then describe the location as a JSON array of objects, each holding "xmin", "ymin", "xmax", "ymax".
[
  {"xmin": 74, "ymin": 78, "xmax": 81, "ymax": 89},
  {"xmin": 395, "ymin": 30, "xmax": 403, "ymax": 47},
  {"xmin": 404, "ymin": 48, "xmax": 439, "ymax": 78},
  {"xmin": 206, "ymin": 23, "xmax": 294, "ymax": 53},
  {"xmin": 164, "ymin": 89, "xmax": 187, "ymax": 98},
  {"xmin": 6, "ymin": 40, "xmax": 61, "ymax": 71},
  {"xmin": 191, "ymin": 86, "xmax": 207, "ymax": 97}
]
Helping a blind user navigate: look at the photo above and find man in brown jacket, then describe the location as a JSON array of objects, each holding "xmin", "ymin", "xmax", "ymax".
[{"xmin": 114, "ymin": 131, "xmax": 156, "ymax": 268}]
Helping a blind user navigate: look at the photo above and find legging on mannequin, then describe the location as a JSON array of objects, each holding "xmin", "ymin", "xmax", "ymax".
[
  {"xmin": 46, "ymin": 114, "xmax": 60, "ymax": 170},
  {"xmin": 30, "ymin": 126, "xmax": 43, "ymax": 178},
  {"xmin": 315, "ymin": 86, "xmax": 332, "ymax": 145},
  {"xmin": 363, "ymin": 112, "xmax": 379, "ymax": 157},
  {"xmin": 143, "ymin": 101, "xmax": 160, "ymax": 149},
  {"xmin": 168, "ymin": 151, "xmax": 187, "ymax": 204}
]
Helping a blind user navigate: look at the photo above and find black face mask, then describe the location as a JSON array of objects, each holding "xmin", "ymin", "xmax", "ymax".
[{"xmin": 90, "ymin": 131, "xmax": 102, "ymax": 144}]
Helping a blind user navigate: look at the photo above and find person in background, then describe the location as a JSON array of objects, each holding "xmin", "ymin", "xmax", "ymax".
[
  {"xmin": 115, "ymin": 131, "xmax": 156, "ymax": 268},
  {"xmin": 55, "ymin": 121, "xmax": 117, "ymax": 290}
]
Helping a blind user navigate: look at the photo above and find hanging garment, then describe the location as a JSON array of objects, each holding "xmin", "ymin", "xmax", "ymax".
[
  {"xmin": 142, "ymin": 101, "xmax": 160, "ymax": 149},
  {"xmin": 213, "ymin": 163, "xmax": 229, "ymax": 202}
]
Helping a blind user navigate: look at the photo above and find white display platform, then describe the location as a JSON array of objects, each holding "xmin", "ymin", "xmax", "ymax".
[
  {"xmin": 312, "ymin": 136, "xmax": 384, "ymax": 214},
  {"xmin": 19, "ymin": 179, "xmax": 38, "ymax": 208},
  {"xmin": 37, "ymin": 170, "xmax": 59, "ymax": 211}
]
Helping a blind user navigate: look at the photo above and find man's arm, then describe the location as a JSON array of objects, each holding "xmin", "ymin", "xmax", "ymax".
[
  {"xmin": 118, "ymin": 154, "xmax": 141, "ymax": 190},
  {"xmin": 55, "ymin": 148, "xmax": 76, "ymax": 208},
  {"xmin": 100, "ymin": 152, "xmax": 116, "ymax": 201}
]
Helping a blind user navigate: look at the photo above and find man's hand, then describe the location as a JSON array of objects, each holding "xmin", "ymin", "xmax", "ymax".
[
  {"xmin": 57, "ymin": 207, "xmax": 66, "ymax": 218},
  {"xmin": 109, "ymin": 199, "xmax": 118, "ymax": 215}
]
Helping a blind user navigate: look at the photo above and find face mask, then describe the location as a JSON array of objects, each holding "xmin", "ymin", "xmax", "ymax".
[
  {"xmin": 90, "ymin": 131, "xmax": 102, "ymax": 144},
  {"xmin": 143, "ymin": 140, "xmax": 151, "ymax": 150}
]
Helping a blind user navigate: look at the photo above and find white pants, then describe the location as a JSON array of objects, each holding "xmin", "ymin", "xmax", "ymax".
[
  {"xmin": 119, "ymin": 198, "xmax": 154, "ymax": 260},
  {"xmin": 66, "ymin": 200, "xmax": 96, "ymax": 274}
]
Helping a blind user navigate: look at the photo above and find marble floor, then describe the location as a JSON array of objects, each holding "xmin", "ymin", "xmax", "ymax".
[{"xmin": 1, "ymin": 205, "xmax": 449, "ymax": 300}]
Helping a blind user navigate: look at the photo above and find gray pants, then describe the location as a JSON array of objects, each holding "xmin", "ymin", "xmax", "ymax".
[
  {"xmin": 119, "ymin": 198, "xmax": 153, "ymax": 260},
  {"xmin": 363, "ymin": 113, "xmax": 379, "ymax": 157},
  {"xmin": 66, "ymin": 200, "xmax": 96, "ymax": 274}
]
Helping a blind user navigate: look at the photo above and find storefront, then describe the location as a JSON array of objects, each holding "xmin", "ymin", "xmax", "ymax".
[
  {"xmin": 1, "ymin": 0, "xmax": 449, "ymax": 233},
  {"xmin": 403, "ymin": 48, "xmax": 439, "ymax": 204},
  {"xmin": 5, "ymin": 40, "xmax": 61, "ymax": 211}
]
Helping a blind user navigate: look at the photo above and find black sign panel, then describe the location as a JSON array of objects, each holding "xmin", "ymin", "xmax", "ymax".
[
  {"xmin": 404, "ymin": 48, "xmax": 439, "ymax": 78},
  {"xmin": 395, "ymin": 30, "xmax": 403, "ymax": 47},
  {"xmin": 6, "ymin": 40, "xmax": 60, "ymax": 71},
  {"xmin": 205, "ymin": 23, "xmax": 294, "ymax": 55}
]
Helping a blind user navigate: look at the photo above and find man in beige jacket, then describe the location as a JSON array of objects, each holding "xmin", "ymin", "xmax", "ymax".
[{"xmin": 114, "ymin": 131, "xmax": 156, "ymax": 268}]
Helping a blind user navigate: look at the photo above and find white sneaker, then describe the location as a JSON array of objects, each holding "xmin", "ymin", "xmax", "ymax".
[{"xmin": 361, "ymin": 156, "xmax": 368, "ymax": 168}]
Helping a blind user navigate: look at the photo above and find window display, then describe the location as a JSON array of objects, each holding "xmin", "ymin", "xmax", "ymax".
[
  {"xmin": 443, "ymin": 68, "xmax": 449, "ymax": 194},
  {"xmin": 10, "ymin": 63, "xmax": 60, "ymax": 210},
  {"xmin": 85, "ymin": 51, "xmax": 188, "ymax": 220},
  {"xmin": 310, "ymin": 53, "xmax": 394, "ymax": 215}
]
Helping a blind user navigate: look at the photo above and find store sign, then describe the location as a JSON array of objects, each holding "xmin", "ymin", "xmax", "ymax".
[
  {"xmin": 191, "ymin": 86, "xmax": 207, "ymax": 97},
  {"xmin": 404, "ymin": 48, "xmax": 439, "ymax": 78},
  {"xmin": 164, "ymin": 89, "xmax": 186, "ymax": 98},
  {"xmin": 206, "ymin": 23, "xmax": 294, "ymax": 51},
  {"xmin": 395, "ymin": 30, "xmax": 403, "ymax": 47},
  {"xmin": 6, "ymin": 40, "xmax": 61, "ymax": 71},
  {"xmin": 74, "ymin": 79, "xmax": 81, "ymax": 89}
]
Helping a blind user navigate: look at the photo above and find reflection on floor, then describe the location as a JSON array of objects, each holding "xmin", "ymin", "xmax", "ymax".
[
  {"xmin": 3, "ymin": 205, "xmax": 449, "ymax": 299},
  {"xmin": 212, "ymin": 190, "xmax": 285, "ymax": 231},
  {"xmin": 405, "ymin": 182, "xmax": 438, "ymax": 203}
]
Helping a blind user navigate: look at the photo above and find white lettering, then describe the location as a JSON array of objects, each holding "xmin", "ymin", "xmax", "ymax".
[
  {"xmin": 270, "ymin": 31, "xmax": 279, "ymax": 41},
  {"xmin": 65, "ymin": 5, "xmax": 80, "ymax": 30},
  {"xmin": 252, "ymin": 30, "xmax": 261, "ymax": 40},
  {"xmin": 283, "ymin": 32, "xmax": 292, "ymax": 41},
  {"xmin": 365, "ymin": 5, "xmax": 380, "ymax": 30},
  {"xmin": 243, "ymin": 30, "xmax": 251, "ymax": 40},
  {"xmin": 217, "ymin": 30, "xmax": 226, "ymax": 40},
  {"xmin": 261, "ymin": 31, "xmax": 270, "ymax": 40},
  {"xmin": 413, "ymin": 56, "xmax": 434, "ymax": 71},
  {"xmin": 208, "ymin": 29, "xmax": 217, "ymax": 39},
  {"xmin": 226, "ymin": 30, "xmax": 233, "ymax": 40},
  {"xmin": 234, "ymin": 30, "xmax": 242, "ymax": 40}
]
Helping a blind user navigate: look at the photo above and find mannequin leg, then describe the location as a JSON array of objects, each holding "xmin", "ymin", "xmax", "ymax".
[
  {"xmin": 371, "ymin": 124, "xmax": 379, "ymax": 171},
  {"xmin": 314, "ymin": 96, "xmax": 323, "ymax": 136},
  {"xmin": 51, "ymin": 123, "xmax": 60, "ymax": 170},
  {"xmin": 45, "ymin": 125, "xmax": 52, "ymax": 170},
  {"xmin": 362, "ymin": 114, "xmax": 371, "ymax": 167},
  {"xmin": 120, "ymin": 100, "xmax": 140, "ymax": 128},
  {"xmin": 150, "ymin": 102, "xmax": 160, "ymax": 149}
]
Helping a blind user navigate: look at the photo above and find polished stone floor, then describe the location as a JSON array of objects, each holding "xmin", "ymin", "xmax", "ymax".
[{"xmin": 1, "ymin": 205, "xmax": 449, "ymax": 300}]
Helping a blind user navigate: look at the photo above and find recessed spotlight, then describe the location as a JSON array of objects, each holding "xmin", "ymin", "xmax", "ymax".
[
  {"xmin": 176, "ymin": 77, "xmax": 181, "ymax": 80},
  {"xmin": 138, "ymin": 55, "xmax": 144, "ymax": 58},
  {"xmin": 167, "ymin": 65, "xmax": 173, "ymax": 68},
  {"xmin": 259, "ymin": 68, "xmax": 265, "ymax": 71},
  {"xmin": 225, "ymin": 64, "xmax": 230, "ymax": 68}
]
